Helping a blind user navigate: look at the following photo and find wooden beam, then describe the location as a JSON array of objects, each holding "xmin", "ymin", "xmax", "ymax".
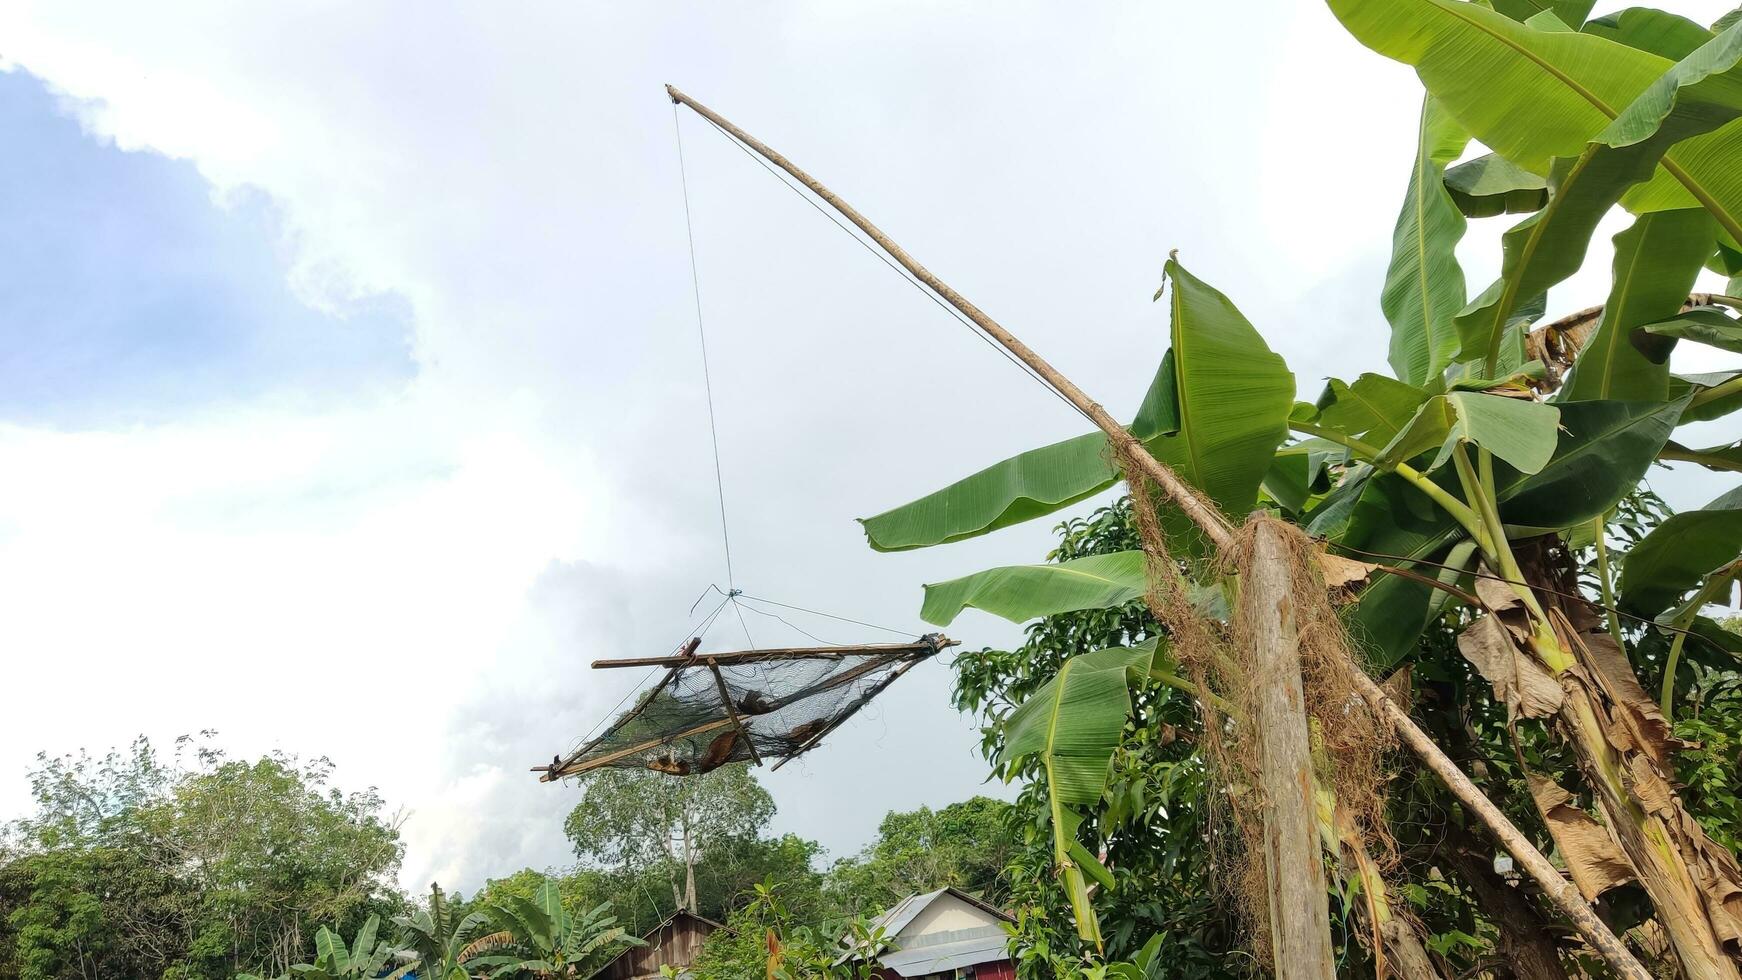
[
  {"xmin": 539, "ymin": 717, "xmax": 734, "ymax": 781},
  {"xmin": 591, "ymin": 637, "xmax": 950, "ymax": 670},
  {"xmin": 708, "ymin": 657, "xmax": 763, "ymax": 767}
]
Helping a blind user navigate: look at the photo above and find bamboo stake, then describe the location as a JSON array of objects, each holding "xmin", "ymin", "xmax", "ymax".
[
  {"xmin": 538, "ymin": 717, "xmax": 734, "ymax": 780},
  {"xmin": 665, "ymin": 85, "xmax": 1650, "ymax": 980}
]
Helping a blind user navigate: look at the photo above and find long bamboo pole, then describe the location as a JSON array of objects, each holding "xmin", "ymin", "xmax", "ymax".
[{"xmin": 664, "ymin": 84, "xmax": 1650, "ymax": 980}]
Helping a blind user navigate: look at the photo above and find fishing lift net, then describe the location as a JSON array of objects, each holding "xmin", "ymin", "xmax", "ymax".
[{"xmin": 536, "ymin": 633, "xmax": 954, "ymax": 780}]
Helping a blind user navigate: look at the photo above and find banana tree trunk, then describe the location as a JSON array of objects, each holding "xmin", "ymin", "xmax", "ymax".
[{"xmin": 1515, "ymin": 556, "xmax": 1742, "ymax": 980}]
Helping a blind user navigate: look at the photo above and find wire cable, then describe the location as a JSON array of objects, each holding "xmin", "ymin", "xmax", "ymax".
[
  {"xmin": 1327, "ymin": 540, "xmax": 1739, "ymax": 653},
  {"xmin": 686, "ymin": 111, "xmax": 1094, "ymax": 426},
  {"xmin": 736, "ymin": 592, "xmax": 920, "ymax": 639},
  {"xmin": 673, "ymin": 104, "xmax": 738, "ymax": 591}
]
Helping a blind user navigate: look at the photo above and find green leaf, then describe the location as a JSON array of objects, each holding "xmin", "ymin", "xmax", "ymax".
[
  {"xmin": 314, "ymin": 927, "xmax": 349, "ymax": 974},
  {"xmin": 351, "ymin": 917, "xmax": 379, "ymax": 972},
  {"xmin": 1621, "ymin": 485, "xmax": 1742, "ymax": 616},
  {"xmin": 1584, "ymin": 7, "xmax": 1715, "ymax": 59},
  {"xmin": 1315, "ymin": 373, "xmax": 1432, "ymax": 448},
  {"xmin": 1328, "ymin": 0, "xmax": 1742, "ymax": 248},
  {"xmin": 1000, "ymin": 642, "xmax": 1153, "ymax": 804},
  {"xmin": 1000, "ymin": 640, "xmax": 1156, "ymax": 945},
  {"xmin": 1148, "ymin": 258, "xmax": 1294, "ymax": 548},
  {"xmin": 920, "ymin": 551, "xmax": 1147, "ymax": 626},
  {"xmin": 1332, "ymin": 396, "xmax": 1687, "ymax": 665},
  {"xmin": 1377, "ymin": 391, "xmax": 1561, "ymax": 474},
  {"xmin": 1384, "ymin": 96, "xmax": 1471, "ymax": 386},
  {"xmin": 858, "ymin": 352, "xmax": 1178, "ymax": 552},
  {"xmin": 1678, "ymin": 370, "xmax": 1742, "ymax": 422},
  {"xmin": 1502, "ymin": 392, "xmax": 1693, "ymax": 530},
  {"xmin": 1643, "ymin": 306, "xmax": 1742, "ymax": 354},
  {"xmin": 1492, "ymin": 0, "xmax": 1595, "ymax": 29},
  {"xmin": 1445, "ymin": 153, "xmax": 1549, "ymax": 217},
  {"xmin": 1665, "ymin": 439, "xmax": 1742, "ymax": 471},
  {"xmin": 1562, "ymin": 209, "xmax": 1716, "ymax": 400},
  {"xmin": 1454, "ymin": 144, "xmax": 1677, "ymax": 370}
]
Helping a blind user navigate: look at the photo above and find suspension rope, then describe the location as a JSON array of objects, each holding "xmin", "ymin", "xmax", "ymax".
[
  {"xmin": 686, "ymin": 111, "xmax": 1093, "ymax": 426},
  {"xmin": 736, "ymin": 593, "xmax": 920, "ymax": 639},
  {"xmin": 673, "ymin": 103, "xmax": 738, "ymax": 591}
]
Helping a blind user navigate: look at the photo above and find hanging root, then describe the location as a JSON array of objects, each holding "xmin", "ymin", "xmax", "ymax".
[{"xmin": 1116, "ymin": 442, "xmax": 1399, "ymax": 958}]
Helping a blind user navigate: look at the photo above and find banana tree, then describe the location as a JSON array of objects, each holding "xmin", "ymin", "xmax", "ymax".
[
  {"xmin": 857, "ymin": 6, "xmax": 1742, "ymax": 976},
  {"xmin": 467, "ymin": 879, "xmax": 640, "ymax": 978},
  {"xmin": 392, "ymin": 883, "xmax": 495, "ymax": 980},
  {"xmin": 237, "ymin": 916, "xmax": 411, "ymax": 980}
]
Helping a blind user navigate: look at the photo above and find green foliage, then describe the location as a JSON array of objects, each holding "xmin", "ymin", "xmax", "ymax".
[
  {"xmin": 823, "ymin": 797, "xmax": 1018, "ymax": 918},
  {"xmin": 469, "ymin": 877, "xmax": 639, "ymax": 978},
  {"xmin": 0, "ymin": 736, "xmax": 403, "ymax": 980},
  {"xmin": 563, "ymin": 765, "xmax": 775, "ymax": 918},
  {"xmin": 950, "ymin": 501, "xmax": 1243, "ymax": 978},
  {"xmin": 1383, "ymin": 96, "xmax": 1470, "ymax": 387}
]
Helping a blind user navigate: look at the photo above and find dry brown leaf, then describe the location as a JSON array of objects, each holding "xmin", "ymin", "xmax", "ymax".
[
  {"xmin": 1562, "ymin": 614, "xmax": 1686, "ymax": 767},
  {"xmin": 1320, "ymin": 552, "xmax": 1379, "ymax": 590},
  {"xmin": 1529, "ymin": 775, "xmax": 1633, "ymax": 901},
  {"xmin": 1458, "ymin": 615, "xmax": 1564, "ymax": 720}
]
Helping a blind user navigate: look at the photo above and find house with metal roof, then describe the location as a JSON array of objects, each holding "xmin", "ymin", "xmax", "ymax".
[{"xmin": 838, "ymin": 886, "xmax": 1016, "ymax": 979}]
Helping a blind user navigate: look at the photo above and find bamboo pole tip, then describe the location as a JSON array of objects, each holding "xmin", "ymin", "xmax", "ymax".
[{"xmin": 665, "ymin": 83, "xmax": 683, "ymax": 103}]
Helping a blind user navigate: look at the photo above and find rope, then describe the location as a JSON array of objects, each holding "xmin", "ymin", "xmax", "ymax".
[
  {"xmin": 736, "ymin": 593, "xmax": 920, "ymax": 639},
  {"xmin": 686, "ymin": 111, "xmax": 1094, "ymax": 427},
  {"xmin": 673, "ymin": 103, "xmax": 738, "ymax": 591}
]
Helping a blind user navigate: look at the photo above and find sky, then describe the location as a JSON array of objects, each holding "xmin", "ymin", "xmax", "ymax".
[{"xmin": 0, "ymin": 1, "xmax": 1737, "ymax": 894}]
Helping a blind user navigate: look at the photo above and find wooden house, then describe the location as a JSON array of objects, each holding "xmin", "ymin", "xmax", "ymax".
[
  {"xmin": 843, "ymin": 887, "xmax": 1016, "ymax": 980},
  {"xmin": 590, "ymin": 909, "xmax": 722, "ymax": 980}
]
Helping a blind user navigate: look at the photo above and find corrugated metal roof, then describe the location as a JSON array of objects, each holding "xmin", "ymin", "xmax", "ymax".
[{"xmin": 878, "ymin": 925, "xmax": 1011, "ymax": 977}]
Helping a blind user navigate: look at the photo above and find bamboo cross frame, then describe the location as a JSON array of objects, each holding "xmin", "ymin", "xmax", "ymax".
[{"xmin": 664, "ymin": 84, "xmax": 1651, "ymax": 980}]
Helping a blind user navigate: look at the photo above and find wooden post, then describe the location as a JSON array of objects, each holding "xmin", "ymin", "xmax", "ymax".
[
  {"xmin": 664, "ymin": 84, "xmax": 1652, "ymax": 980},
  {"xmin": 1245, "ymin": 519, "xmax": 1336, "ymax": 979},
  {"xmin": 708, "ymin": 657, "xmax": 763, "ymax": 767}
]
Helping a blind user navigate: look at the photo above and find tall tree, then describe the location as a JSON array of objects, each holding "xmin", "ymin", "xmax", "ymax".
[{"xmin": 563, "ymin": 765, "xmax": 773, "ymax": 915}]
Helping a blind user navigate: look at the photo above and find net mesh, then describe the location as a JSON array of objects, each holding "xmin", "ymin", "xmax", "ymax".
[{"xmin": 543, "ymin": 635, "xmax": 949, "ymax": 778}]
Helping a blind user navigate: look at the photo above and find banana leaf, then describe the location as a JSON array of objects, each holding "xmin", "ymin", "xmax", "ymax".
[
  {"xmin": 1384, "ymin": 96, "xmax": 1470, "ymax": 386},
  {"xmin": 1562, "ymin": 208, "xmax": 1716, "ymax": 400},
  {"xmin": 1328, "ymin": 0, "xmax": 1742, "ymax": 248},
  {"xmin": 1642, "ymin": 307, "xmax": 1742, "ymax": 355},
  {"xmin": 920, "ymin": 551, "xmax": 1147, "ymax": 626},
  {"xmin": 1445, "ymin": 153, "xmax": 1549, "ymax": 217},
  {"xmin": 858, "ymin": 351, "xmax": 1178, "ymax": 552},
  {"xmin": 1000, "ymin": 639, "xmax": 1161, "ymax": 943},
  {"xmin": 1335, "ymin": 395, "xmax": 1690, "ymax": 665},
  {"xmin": 1375, "ymin": 391, "xmax": 1561, "ymax": 475},
  {"xmin": 862, "ymin": 258, "xmax": 1290, "ymax": 555},
  {"xmin": 1583, "ymin": 7, "xmax": 1715, "ymax": 59},
  {"xmin": 1620, "ymin": 484, "xmax": 1742, "ymax": 617}
]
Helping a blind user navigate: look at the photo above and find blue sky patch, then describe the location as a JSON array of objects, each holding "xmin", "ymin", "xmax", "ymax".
[{"xmin": 0, "ymin": 69, "xmax": 414, "ymax": 427}]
